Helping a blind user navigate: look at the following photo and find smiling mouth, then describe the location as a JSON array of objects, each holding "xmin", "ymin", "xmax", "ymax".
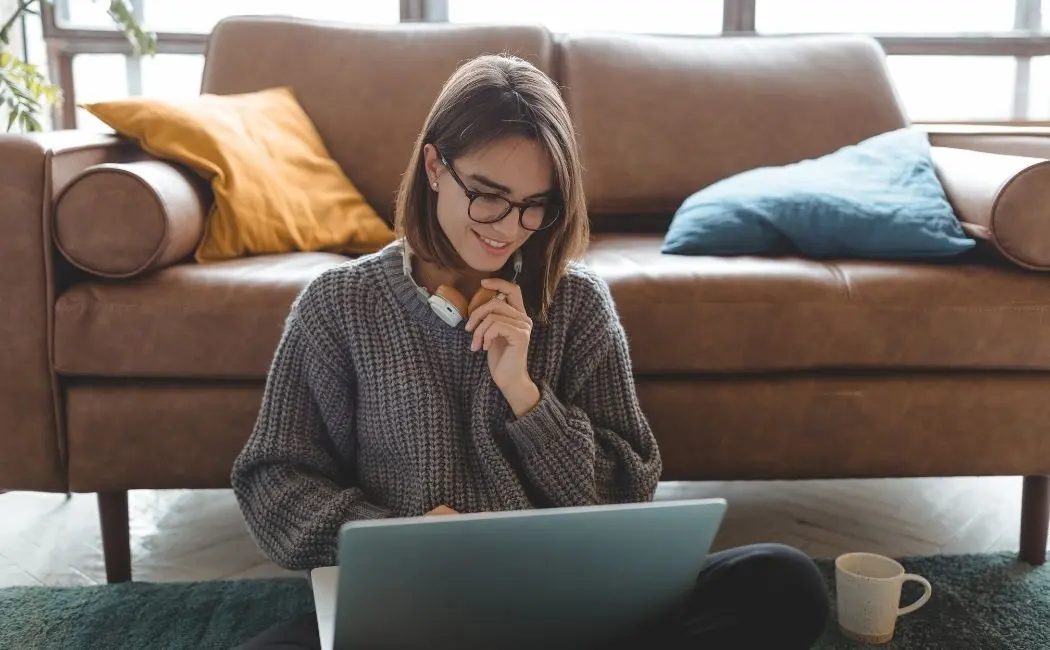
[{"xmin": 473, "ymin": 230, "xmax": 509, "ymax": 251}]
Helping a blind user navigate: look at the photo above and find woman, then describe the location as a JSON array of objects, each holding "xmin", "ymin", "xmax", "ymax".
[{"xmin": 232, "ymin": 53, "xmax": 829, "ymax": 649}]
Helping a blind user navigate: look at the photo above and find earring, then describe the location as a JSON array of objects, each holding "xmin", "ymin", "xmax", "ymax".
[{"xmin": 432, "ymin": 182, "xmax": 438, "ymax": 189}]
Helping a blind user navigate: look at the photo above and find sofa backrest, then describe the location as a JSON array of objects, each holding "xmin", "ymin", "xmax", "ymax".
[
  {"xmin": 558, "ymin": 32, "xmax": 909, "ymax": 216},
  {"xmin": 201, "ymin": 17, "xmax": 908, "ymax": 223},
  {"xmin": 201, "ymin": 17, "xmax": 554, "ymax": 220}
]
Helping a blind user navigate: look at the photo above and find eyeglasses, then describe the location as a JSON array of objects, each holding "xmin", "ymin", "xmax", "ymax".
[{"xmin": 436, "ymin": 149, "xmax": 562, "ymax": 232}]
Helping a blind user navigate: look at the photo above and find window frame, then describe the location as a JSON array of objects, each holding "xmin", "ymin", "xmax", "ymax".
[{"xmin": 41, "ymin": 0, "xmax": 1050, "ymax": 129}]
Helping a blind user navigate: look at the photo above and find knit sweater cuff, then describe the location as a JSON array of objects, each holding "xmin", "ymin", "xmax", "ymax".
[
  {"xmin": 349, "ymin": 498, "xmax": 394, "ymax": 522},
  {"xmin": 503, "ymin": 382, "xmax": 582, "ymax": 456}
]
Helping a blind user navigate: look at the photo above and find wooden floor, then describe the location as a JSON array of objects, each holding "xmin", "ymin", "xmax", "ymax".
[{"xmin": 0, "ymin": 476, "xmax": 1028, "ymax": 587}]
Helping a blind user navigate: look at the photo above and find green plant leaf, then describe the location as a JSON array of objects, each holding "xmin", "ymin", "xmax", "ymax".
[
  {"xmin": 10, "ymin": 84, "xmax": 31, "ymax": 101},
  {"xmin": 21, "ymin": 111, "xmax": 41, "ymax": 132},
  {"xmin": 105, "ymin": 0, "xmax": 157, "ymax": 56},
  {"xmin": 1, "ymin": 51, "xmax": 61, "ymax": 132},
  {"xmin": 2, "ymin": 0, "xmax": 42, "ymax": 47}
]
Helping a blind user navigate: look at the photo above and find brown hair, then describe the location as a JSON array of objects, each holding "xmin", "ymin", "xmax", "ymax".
[{"xmin": 393, "ymin": 53, "xmax": 589, "ymax": 324}]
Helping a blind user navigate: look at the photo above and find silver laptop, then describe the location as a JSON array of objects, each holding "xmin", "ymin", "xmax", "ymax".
[{"xmin": 311, "ymin": 498, "xmax": 727, "ymax": 650}]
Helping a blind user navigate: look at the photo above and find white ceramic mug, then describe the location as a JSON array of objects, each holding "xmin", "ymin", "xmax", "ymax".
[{"xmin": 834, "ymin": 552, "xmax": 932, "ymax": 644}]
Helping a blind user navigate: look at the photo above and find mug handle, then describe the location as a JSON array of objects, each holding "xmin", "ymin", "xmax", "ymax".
[{"xmin": 898, "ymin": 574, "xmax": 932, "ymax": 616}]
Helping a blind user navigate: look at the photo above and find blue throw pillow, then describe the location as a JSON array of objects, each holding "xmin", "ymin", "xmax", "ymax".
[{"xmin": 661, "ymin": 128, "xmax": 976, "ymax": 259}]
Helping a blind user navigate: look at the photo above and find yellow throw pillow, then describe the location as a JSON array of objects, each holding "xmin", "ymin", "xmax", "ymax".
[{"xmin": 81, "ymin": 87, "xmax": 395, "ymax": 262}]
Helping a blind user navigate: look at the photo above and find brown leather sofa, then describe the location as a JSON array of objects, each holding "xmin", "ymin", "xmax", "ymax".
[{"xmin": 4, "ymin": 17, "xmax": 1050, "ymax": 583}]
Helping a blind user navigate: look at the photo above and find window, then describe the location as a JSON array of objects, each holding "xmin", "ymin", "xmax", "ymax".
[
  {"xmin": 61, "ymin": 0, "xmax": 116, "ymax": 29},
  {"xmin": 37, "ymin": 0, "xmax": 1050, "ymax": 127},
  {"xmin": 72, "ymin": 55, "xmax": 126, "ymax": 131},
  {"xmin": 448, "ymin": 0, "xmax": 723, "ymax": 35},
  {"xmin": 886, "ymin": 56, "xmax": 1017, "ymax": 122},
  {"xmin": 1032, "ymin": 56, "xmax": 1050, "ymax": 120},
  {"xmin": 57, "ymin": 0, "xmax": 400, "ymax": 30},
  {"xmin": 73, "ymin": 53, "xmax": 206, "ymax": 131},
  {"xmin": 756, "ymin": 0, "xmax": 1017, "ymax": 34},
  {"xmin": 141, "ymin": 54, "xmax": 206, "ymax": 98},
  {"xmin": 54, "ymin": 1, "xmax": 399, "ymax": 128},
  {"xmin": 140, "ymin": 1, "xmax": 400, "ymax": 34},
  {"xmin": 753, "ymin": 0, "xmax": 1049, "ymax": 122}
]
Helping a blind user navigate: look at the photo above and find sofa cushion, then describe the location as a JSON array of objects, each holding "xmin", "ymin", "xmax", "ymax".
[
  {"xmin": 559, "ymin": 32, "xmax": 908, "ymax": 217},
  {"xmin": 54, "ymin": 235, "xmax": 1050, "ymax": 380},
  {"xmin": 54, "ymin": 253, "xmax": 349, "ymax": 378},
  {"xmin": 587, "ymin": 233, "xmax": 1050, "ymax": 374},
  {"xmin": 661, "ymin": 128, "xmax": 976, "ymax": 260}
]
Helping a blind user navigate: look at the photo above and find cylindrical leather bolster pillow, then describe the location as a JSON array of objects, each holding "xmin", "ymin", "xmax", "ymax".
[
  {"xmin": 54, "ymin": 161, "xmax": 210, "ymax": 278},
  {"xmin": 932, "ymin": 146, "xmax": 1050, "ymax": 270}
]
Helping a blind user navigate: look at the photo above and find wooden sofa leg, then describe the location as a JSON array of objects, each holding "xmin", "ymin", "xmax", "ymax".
[
  {"xmin": 1020, "ymin": 476, "xmax": 1049, "ymax": 566},
  {"xmin": 98, "ymin": 491, "xmax": 131, "ymax": 583}
]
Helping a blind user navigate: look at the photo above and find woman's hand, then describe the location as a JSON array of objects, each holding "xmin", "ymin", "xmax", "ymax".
[{"xmin": 465, "ymin": 278, "xmax": 541, "ymax": 418}]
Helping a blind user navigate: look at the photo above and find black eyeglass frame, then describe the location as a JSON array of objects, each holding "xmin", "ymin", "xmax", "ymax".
[{"xmin": 435, "ymin": 149, "xmax": 562, "ymax": 232}]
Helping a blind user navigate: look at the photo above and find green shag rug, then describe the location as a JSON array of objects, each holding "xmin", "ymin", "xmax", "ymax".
[{"xmin": 1, "ymin": 551, "xmax": 1047, "ymax": 649}]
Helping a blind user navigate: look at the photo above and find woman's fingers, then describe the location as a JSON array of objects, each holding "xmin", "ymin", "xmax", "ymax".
[
  {"xmin": 471, "ymin": 312, "xmax": 501, "ymax": 351},
  {"xmin": 480, "ymin": 278, "xmax": 525, "ymax": 312},
  {"xmin": 481, "ymin": 316, "xmax": 531, "ymax": 351},
  {"xmin": 472, "ymin": 313, "xmax": 529, "ymax": 351},
  {"xmin": 466, "ymin": 296, "xmax": 530, "ymax": 334}
]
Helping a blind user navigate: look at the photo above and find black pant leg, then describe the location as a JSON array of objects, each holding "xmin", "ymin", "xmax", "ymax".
[
  {"xmin": 668, "ymin": 542, "xmax": 830, "ymax": 649},
  {"xmin": 233, "ymin": 613, "xmax": 322, "ymax": 650}
]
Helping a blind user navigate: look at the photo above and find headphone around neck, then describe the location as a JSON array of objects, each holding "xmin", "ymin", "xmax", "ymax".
[{"xmin": 402, "ymin": 242, "xmax": 523, "ymax": 328}]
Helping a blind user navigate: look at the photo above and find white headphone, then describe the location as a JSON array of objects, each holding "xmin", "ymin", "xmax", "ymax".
[{"xmin": 402, "ymin": 242, "xmax": 523, "ymax": 327}]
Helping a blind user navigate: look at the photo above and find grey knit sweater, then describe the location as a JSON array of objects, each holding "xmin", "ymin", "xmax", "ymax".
[{"xmin": 231, "ymin": 239, "xmax": 663, "ymax": 571}]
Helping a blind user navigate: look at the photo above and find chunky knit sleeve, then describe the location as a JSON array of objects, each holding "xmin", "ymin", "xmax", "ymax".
[
  {"xmin": 503, "ymin": 271, "xmax": 663, "ymax": 507},
  {"xmin": 231, "ymin": 282, "xmax": 391, "ymax": 571}
]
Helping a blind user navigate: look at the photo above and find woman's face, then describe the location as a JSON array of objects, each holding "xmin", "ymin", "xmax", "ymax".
[{"xmin": 424, "ymin": 136, "xmax": 554, "ymax": 273}]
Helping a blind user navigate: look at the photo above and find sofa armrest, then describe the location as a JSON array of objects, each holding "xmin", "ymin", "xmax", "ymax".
[
  {"xmin": 55, "ymin": 160, "xmax": 210, "ymax": 278},
  {"xmin": 931, "ymin": 145, "xmax": 1050, "ymax": 270},
  {"xmin": 0, "ymin": 130, "xmax": 142, "ymax": 491},
  {"xmin": 922, "ymin": 123, "xmax": 1050, "ymax": 160}
]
